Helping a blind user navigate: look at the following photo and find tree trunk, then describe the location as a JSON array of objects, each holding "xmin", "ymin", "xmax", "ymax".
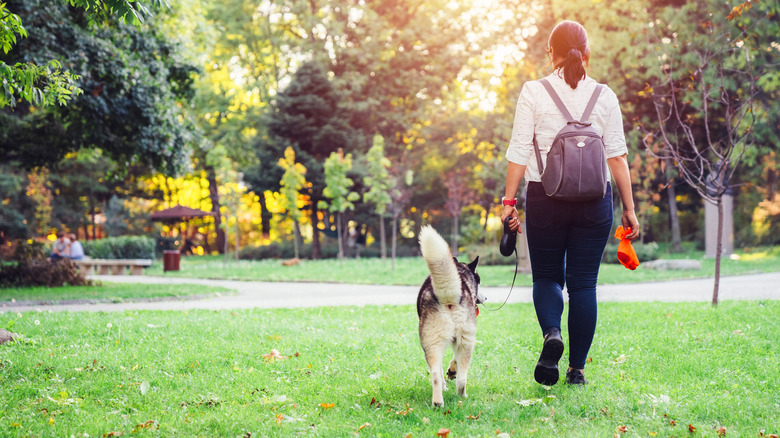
[
  {"xmin": 90, "ymin": 204, "xmax": 96, "ymax": 241},
  {"xmin": 481, "ymin": 201, "xmax": 490, "ymax": 244},
  {"xmin": 235, "ymin": 215, "xmax": 239, "ymax": 260},
  {"xmin": 336, "ymin": 212, "xmax": 344, "ymax": 260},
  {"xmin": 391, "ymin": 214, "xmax": 399, "ymax": 270},
  {"xmin": 206, "ymin": 165, "xmax": 225, "ymax": 254},
  {"xmin": 712, "ymin": 197, "xmax": 723, "ymax": 306},
  {"xmin": 664, "ymin": 159, "xmax": 682, "ymax": 252},
  {"xmin": 310, "ymin": 201, "xmax": 322, "ymax": 260},
  {"xmin": 258, "ymin": 192, "xmax": 272, "ymax": 238},
  {"xmin": 767, "ymin": 167, "xmax": 777, "ymax": 201},
  {"xmin": 293, "ymin": 221, "xmax": 301, "ymax": 259},
  {"xmin": 378, "ymin": 214, "xmax": 386, "ymax": 259}
]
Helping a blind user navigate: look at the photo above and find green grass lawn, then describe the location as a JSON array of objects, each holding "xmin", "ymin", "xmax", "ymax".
[
  {"xmin": 144, "ymin": 246, "xmax": 780, "ymax": 287},
  {"xmin": 0, "ymin": 282, "xmax": 231, "ymax": 304},
  {"xmin": 1, "ymin": 301, "xmax": 777, "ymax": 437}
]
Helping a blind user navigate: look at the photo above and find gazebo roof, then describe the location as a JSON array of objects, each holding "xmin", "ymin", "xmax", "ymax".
[{"xmin": 150, "ymin": 205, "xmax": 214, "ymax": 222}]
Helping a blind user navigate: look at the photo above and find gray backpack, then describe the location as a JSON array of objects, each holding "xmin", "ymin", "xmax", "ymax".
[{"xmin": 533, "ymin": 78, "xmax": 608, "ymax": 201}]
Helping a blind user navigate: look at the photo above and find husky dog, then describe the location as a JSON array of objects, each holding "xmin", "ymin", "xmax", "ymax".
[{"xmin": 417, "ymin": 225, "xmax": 484, "ymax": 407}]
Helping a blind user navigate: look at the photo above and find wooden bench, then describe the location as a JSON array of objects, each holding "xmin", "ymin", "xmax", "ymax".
[{"xmin": 74, "ymin": 259, "xmax": 153, "ymax": 276}]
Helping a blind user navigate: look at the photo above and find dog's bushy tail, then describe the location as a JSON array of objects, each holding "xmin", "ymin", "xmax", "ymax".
[{"xmin": 419, "ymin": 225, "xmax": 460, "ymax": 305}]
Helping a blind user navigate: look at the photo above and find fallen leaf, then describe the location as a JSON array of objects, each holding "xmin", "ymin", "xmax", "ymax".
[
  {"xmin": 263, "ymin": 349, "xmax": 289, "ymax": 361},
  {"xmin": 395, "ymin": 404, "xmax": 413, "ymax": 415},
  {"xmin": 616, "ymin": 425, "xmax": 628, "ymax": 434},
  {"xmin": 369, "ymin": 397, "xmax": 377, "ymax": 406},
  {"xmin": 276, "ymin": 414, "xmax": 283, "ymax": 425},
  {"xmin": 586, "ymin": 357, "xmax": 593, "ymax": 364},
  {"xmin": 320, "ymin": 403, "xmax": 335, "ymax": 409},
  {"xmin": 103, "ymin": 432, "xmax": 124, "ymax": 438},
  {"xmin": 467, "ymin": 411, "xmax": 481, "ymax": 420},
  {"xmin": 670, "ymin": 420, "xmax": 678, "ymax": 427},
  {"xmin": 649, "ymin": 432, "xmax": 658, "ymax": 437},
  {"xmin": 357, "ymin": 423, "xmax": 370, "ymax": 431},
  {"xmin": 688, "ymin": 424, "xmax": 697, "ymax": 433},
  {"xmin": 436, "ymin": 428, "xmax": 450, "ymax": 438},
  {"xmin": 716, "ymin": 426, "xmax": 726, "ymax": 436}
]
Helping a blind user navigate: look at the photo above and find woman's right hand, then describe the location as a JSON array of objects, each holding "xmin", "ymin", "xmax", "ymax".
[
  {"xmin": 501, "ymin": 205, "xmax": 521, "ymax": 232},
  {"xmin": 621, "ymin": 209, "xmax": 640, "ymax": 240}
]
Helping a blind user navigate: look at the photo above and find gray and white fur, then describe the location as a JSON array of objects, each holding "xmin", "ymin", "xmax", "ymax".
[{"xmin": 416, "ymin": 225, "xmax": 484, "ymax": 407}]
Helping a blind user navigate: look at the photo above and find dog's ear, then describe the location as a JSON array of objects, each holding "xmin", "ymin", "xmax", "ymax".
[{"xmin": 467, "ymin": 256, "xmax": 479, "ymax": 273}]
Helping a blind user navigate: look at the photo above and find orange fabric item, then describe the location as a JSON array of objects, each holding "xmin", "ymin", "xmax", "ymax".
[{"xmin": 614, "ymin": 226, "xmax": 640, "ymax": 270}]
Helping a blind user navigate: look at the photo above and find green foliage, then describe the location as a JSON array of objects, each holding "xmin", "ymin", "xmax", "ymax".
[
  {"xmin": 277, "ymin": 147, "xmax": 307, "ymax": 222},
  {"xmin": 0, "ymin": 3, "xmax": 26, "ymax": 54},
  {"xmin": 81, "ymin": 236, "xmax": 155, "ymax": 259},
  {"xmin": 319, "ymin": 151, "xmax": 359, "ymax": 214},
  {"xmin": 64, "ymin": 0, "xmax": 168, "ymax": 25},
  {"xmin": 362, "ymin": 135, "xmax": 393, "ymax": 217},
  {"xmin": 0, "ymin": 0, "xmax": 165, "ymax": 108},
  {"xmin": 0, "ymin": 59, "xmax": 83, "ymax": 107},
  {"xmin": 0, "ymin": 3, "xmax": 83, "ymax": 107},
  {"xmin": 1, "ymin": 0, "xmax": 198, "ymax": 174},
  {"xmin": 0, "ymin": 165, "xmax": 30, "ymax": 241}
]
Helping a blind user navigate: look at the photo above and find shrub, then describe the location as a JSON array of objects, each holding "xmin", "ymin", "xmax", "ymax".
[
  {"xmin": 82, "ymin": 236, "xmax": 155, "ymax": 259},
  {"xmin": 0, "ymin": 240, "xmax": 89, "ymax": 288},
  {"xmin": 238, "ymin": 240, "xmax": 419, "ymax": 260}
]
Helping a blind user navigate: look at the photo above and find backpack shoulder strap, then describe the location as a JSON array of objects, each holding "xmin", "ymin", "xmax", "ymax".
[
  {"xmin": 539, "ymin": 78, "xmax": 575, "ymax": 122},
  {"xmin": 580, "ymin": 84, "xmax": 604, "ymax": 124}
]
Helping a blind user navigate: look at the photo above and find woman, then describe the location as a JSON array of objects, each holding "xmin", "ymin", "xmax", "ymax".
[{"xmin": 501, "ymin": 20, "xmax": 640, "ymax": 385}]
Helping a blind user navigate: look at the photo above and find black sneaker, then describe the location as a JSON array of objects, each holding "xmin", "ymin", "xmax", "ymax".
[
  {"xmin": 499, "ymin": 216, "xmax": 517, "ymax": 257},
  {"xmin": 534, "ymin": 327, "xmax": 563, "ymax": 386},
  {"xmin": 565, "ymin": 368, "xmax": 588, "ymax": 385}
]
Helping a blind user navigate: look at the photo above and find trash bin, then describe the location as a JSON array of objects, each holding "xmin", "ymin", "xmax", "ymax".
[{"xmin": 163, "ymin": 250, "xmax": 180, "ymax": 272}]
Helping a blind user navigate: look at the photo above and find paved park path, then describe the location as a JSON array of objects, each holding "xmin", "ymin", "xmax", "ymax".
[{"xmin": 4, "ymin": 272, "xmax": 779, "ymax": 313}]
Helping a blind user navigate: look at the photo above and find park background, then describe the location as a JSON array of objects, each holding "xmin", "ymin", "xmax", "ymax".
[{"xmin": 1, "ymin": 0, "xmax": 778, "ymax": 267}]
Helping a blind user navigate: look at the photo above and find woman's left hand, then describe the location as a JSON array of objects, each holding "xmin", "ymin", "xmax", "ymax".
[{"xmin": 501, "ymin": 205, "xmax": 521, "ymax": 232}]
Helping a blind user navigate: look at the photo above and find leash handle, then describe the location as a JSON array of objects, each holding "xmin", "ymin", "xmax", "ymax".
[{"xmin": 481, "ymin": 248, "xmax": 519, "ymax": 312}]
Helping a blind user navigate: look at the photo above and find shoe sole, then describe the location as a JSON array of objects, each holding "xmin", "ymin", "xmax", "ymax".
[{"xmin": 534, "ymin": 337, "xmax": 564, "ymax": 386}]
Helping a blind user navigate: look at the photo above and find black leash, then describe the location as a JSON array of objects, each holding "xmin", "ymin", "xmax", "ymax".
[{"xmin": 480, "ymin": 248, "xmax": 519, "ymax": 312}]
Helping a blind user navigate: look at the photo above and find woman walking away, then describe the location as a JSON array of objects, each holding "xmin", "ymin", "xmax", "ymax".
[{"xmin": 500, "ymin": 20, "xmax": 640, "ymax": 385}]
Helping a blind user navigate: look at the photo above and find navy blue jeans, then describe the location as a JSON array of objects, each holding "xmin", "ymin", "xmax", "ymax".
[{"xmin": 525, "ymin": 182, "xmax": 613, "ymax": 370}]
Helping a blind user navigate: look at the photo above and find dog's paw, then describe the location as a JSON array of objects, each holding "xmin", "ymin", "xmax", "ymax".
[{"xmin": 446, "ymin": 369, "xmax": 457, "ymax": 380}]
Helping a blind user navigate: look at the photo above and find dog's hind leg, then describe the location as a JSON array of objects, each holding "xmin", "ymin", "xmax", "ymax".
[
  {"xmin": 423, "ymin": 342, "xmax": 446, "ymax": 407},
  {"xmin": 452, "ymin": 337, "xmax": 475, "ymax": 398}
]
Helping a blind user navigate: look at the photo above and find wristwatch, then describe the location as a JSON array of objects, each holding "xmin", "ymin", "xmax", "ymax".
[{"xmin": 501, "ymin": 197, "xmax": 517, "ymax": 206}]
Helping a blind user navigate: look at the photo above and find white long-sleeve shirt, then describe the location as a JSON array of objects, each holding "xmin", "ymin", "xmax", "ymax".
[{"xmin": 506, "ymin": 72, "xmax": 628, "ymax": 182}]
